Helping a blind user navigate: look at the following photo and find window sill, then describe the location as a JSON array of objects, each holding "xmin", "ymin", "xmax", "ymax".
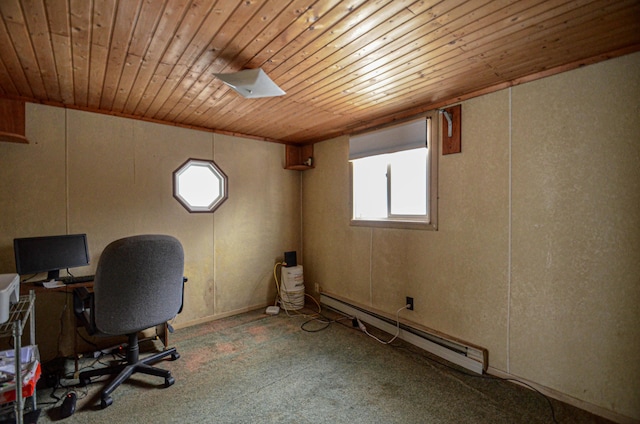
[{"xmin": 350, "ymin": 219, "xmax": 437, "ymax": 231}]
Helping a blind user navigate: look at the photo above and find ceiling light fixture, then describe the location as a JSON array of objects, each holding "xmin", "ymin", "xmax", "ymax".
[{"xmin": 213, "ymin": 68, "xmax": 285, "ymax": 99}]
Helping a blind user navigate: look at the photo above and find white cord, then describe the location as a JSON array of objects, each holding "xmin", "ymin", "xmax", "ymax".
[
  {"xmin": 272, "ymin": 262, "xmax": 283, "ymax": 306},
  {"xmin": 357, "ymin": 305, "xmax": 408, "ymax": 345}
]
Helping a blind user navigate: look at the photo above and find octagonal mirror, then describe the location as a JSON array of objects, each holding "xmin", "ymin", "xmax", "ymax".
[{"xmin": 173, "ymin": 158, "xmax": 228, "ymax": 213}]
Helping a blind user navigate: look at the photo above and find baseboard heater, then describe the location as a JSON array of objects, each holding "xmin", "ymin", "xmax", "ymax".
[{"xmin": 321, "ymin": 292, "xmax": 487, "ymax": 374}]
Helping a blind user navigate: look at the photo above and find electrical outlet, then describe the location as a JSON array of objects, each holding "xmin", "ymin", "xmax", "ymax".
[
  {"xmin": 314, "ymin": 283, "xmax": 320, "ymax": 293},
  {"xmin": 406, "ymin": 296, "xmax": 414, "ymax": 310}
]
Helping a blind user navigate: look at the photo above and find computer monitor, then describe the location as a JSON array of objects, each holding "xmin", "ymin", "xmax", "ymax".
[{"xmin": 13, "ymin": 234, "xmax": 90, "ymax": 281}]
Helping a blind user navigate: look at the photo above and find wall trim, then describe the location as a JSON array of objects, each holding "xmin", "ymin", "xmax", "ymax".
[{"xmin": 172, "ymin": 303, "xmax": 267, "ymax": 330}]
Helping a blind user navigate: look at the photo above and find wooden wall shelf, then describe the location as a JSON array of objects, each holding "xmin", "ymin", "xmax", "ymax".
[
  {"xmin": 285, "ymin": 144, "xmax": 314, "ymax": 170},
  {"xmin": 0, "ymin": 98, "xmax": 28, "ymax": 144}
]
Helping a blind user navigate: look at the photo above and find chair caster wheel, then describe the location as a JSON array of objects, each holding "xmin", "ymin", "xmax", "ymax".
[
  {"xmin": 165, "ymin": 376, "xmax": 175, "ymax": 387},
  {"xmin": 171, "ymin": 352, "xmax": 180, "ymax": 360},
  {"xmin": 101, "ymin": 396, "xmax": 113, "ymax": 409}
]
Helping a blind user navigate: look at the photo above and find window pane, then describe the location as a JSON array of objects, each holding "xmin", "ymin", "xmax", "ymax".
[
  {"xmin": 173, "ymin": 159, "xmax": 228, "ymax": 213},
  {"xmin": 390, "ymin": 148, "xmax": 427, "ymax": 215},
  {"xmin": 178, "ymin": 165, "xmax": 221, "ymax": 207},
  {"xmin": 352, "ymin": 155, "xmax": 387, "ymax": 219},
  {"xmin": 349, "ymin": 112, "xmax": 437, "ymax": 229}
]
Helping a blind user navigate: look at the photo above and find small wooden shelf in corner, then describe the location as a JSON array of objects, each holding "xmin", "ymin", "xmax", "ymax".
[
  {"xmin": 285, "ymin": 144, "xmax": 314, "ymax": 170},
  {"xmin": 0, "ymin": 98, "xmax": 28, "ymax": 144}
]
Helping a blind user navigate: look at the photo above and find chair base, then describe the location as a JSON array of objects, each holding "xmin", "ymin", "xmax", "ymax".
[{"xmin": 79, "ymin": 337, "xmax": 180, "ymax": 408}]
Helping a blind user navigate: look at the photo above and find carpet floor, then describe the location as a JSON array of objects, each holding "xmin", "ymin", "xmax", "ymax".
[{"xmin": 31, "ymin": 307, "xmax": 613, "ymax": 424}]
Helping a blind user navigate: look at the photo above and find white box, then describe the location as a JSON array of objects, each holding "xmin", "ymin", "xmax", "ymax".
[{"xmin": 0, "ymin": 274, "xmax": 20, "ymax": 324}]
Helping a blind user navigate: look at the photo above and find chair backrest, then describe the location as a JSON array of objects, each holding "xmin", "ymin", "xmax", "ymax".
[{"xmin": 93, "ymin": 234, "xmax": 185, "ymax": 335}]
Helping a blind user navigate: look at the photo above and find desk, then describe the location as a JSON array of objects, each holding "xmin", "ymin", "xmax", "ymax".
[
  {"xmin": 20, "ymin": 281, "xmax": 93, "ymax": 295},
  {"xmin": 20, "ymin": 282, "xmax": 169, "ymax": 372},
  {"xmin": 20, "ymin": 280, "xmax": 93, "ymax": 294}
]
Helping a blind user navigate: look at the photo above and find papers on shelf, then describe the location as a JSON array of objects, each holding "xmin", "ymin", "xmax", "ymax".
[
  {"xmin": 0, "ymin": 345, "xmax": 37, "ymax": 376},
  {"xmin": 0, "ymin": 345, "xmax": 40, "ymax": 402},
  {"xmin": 43, "ymin": 280, "xmax": 65, "ymax": 289},
  {"xmin": 1, "ymin": 346, "xmax": 36, "ymax": 363}
]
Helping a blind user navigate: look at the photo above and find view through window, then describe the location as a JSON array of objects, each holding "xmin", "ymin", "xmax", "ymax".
[{"xmin": 350, "ymin": 112, "xmax": 438, "ymax": 229}]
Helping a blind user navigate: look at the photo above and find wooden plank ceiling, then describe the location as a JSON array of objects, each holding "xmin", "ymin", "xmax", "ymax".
[{"xmin": 0, "ymin": 0, "xmax": 638, "ymax": 145}]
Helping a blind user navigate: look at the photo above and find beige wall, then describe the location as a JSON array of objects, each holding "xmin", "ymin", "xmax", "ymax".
[
  {"xmin": 0, "ymin": 52, "xmax": 637, "ymax": 422},
  {"xmin": 0, "ymin": 105, "xmax": 300, "ymax": 359},
  {"xmin": 303, "ymin": 52, "xmax": 640, "ymax": 421}
]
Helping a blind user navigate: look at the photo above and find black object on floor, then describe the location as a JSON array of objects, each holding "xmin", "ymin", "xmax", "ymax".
[{"xmin": 60, "ymin": 392, "xmax": 76, "ymax": 418}]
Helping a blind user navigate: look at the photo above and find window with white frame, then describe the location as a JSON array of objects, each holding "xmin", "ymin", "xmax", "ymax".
[
  {"xmin": 173, "ymin": 158, "xmax": 228, "ymax": 213},
  {"xmin": 349, "ymin": 111, "xmax": 438, "ymax": 229}
]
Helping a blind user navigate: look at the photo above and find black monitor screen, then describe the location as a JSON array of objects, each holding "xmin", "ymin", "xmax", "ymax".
[{"xmin": 14, "ymin": 234, "xmax": 90, "ymax": 280}]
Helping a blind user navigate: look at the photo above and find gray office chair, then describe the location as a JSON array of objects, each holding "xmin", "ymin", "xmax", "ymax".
[{"xmin": 75, "ymin": 234, "xmax": 185, "ymax": 409}]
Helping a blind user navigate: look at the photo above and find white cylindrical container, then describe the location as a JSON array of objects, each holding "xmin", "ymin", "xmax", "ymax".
[
  {"xmin": 281, "ymin": 265, "xmax": 304, "ymax": 291},
  {"xmin": 280, "ymin": 287, "xmax": 304, "ymax": 310},
  {"xmin": 280, "ymin": 265, "xmax": 304, "ymax": 310}
]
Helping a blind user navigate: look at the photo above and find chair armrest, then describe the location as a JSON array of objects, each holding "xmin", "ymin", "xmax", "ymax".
[
  {"xmin": 178, "ymin": 276, "xmax": 188, "ymax": 314},
  {"xmin": 73, "ymin": 287, "xmax": 97, "ymax": 335}
]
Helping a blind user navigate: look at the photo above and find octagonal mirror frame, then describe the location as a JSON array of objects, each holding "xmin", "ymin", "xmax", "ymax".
[{"xmin": 173, "ymin": 158, "xmax": 228, "ymax": 213}]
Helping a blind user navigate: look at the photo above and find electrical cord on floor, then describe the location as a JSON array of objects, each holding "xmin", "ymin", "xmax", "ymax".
[
  {"xmin": 300, "ymin": 312, "xmax": 357, "ymax": 333},
  {"xmin": 386, "ymin": 332, "xmax": 559, "ymax": 424},
  {"xmin": 300, "ymin": 313, "xmax": 332, "ymax": 332},
  {"xmin": 354, "ymin": 305, "xmax": 408, "ymax": 345},
  {"xmin": 271, "ymin": 262, "xmax": 284, "ymax": 308},
  {"xmin": 271, "ymin": 262, "xmax": 331, "ymax": 327},
  {"xmin": 57, "ymin": 297, "xmax": 68, "ymax": 356},
  {"xmin": 289, "ymin": 294, "xmax": 331, "ymax": 331},
  {"xmin": 501, "ymin": 377, "xmax": 558, "ymax": 424},
  {"xmin": 44, "ymin": 382, "xmax": 88, "ymax": 407},
  {"xmin": 297, "ymin": 301, "xmax": 409, "ymax": 336},
  {"xmin": 75, "ymin": 329, "xmax": 100, "ymax": 351},
  {"xmin": 61, "ymin": 350, "xmax": 127, "ymax": 392},
  {"xmin": 271, "ymin": 263, "xmax": 407, "ymax": 338},
  {"xmin": 37, "ymin": 361, "xmax": 89, "ymax": 407},
  {"xmin": 431, "ymin": 356, "xmax": 558, "ymax": 424},
  {"xmin": 330, "ymin": 309, "xmax": 558, "ymax": 423}
]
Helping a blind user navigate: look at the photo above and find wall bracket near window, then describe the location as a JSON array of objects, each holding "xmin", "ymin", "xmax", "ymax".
[{"xmin": 440, "ymin": 105, "xmax": 461, "ymax": 155}]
